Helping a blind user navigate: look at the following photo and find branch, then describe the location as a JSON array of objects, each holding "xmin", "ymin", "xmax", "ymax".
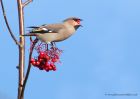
[
  {"xmin": 0, "ymin": 0, "xmax": 20, "ymax": 46},
  {"xmin": 17, "ymin": 0, "xmax": 26, "ymax": 98},
  {"xmin": 23, "ymin": 0, "xmax": 33, "ymax": 7},
  {"xmin": 20, "ymin": 38, "xmax": 38, "ymax": 98}
]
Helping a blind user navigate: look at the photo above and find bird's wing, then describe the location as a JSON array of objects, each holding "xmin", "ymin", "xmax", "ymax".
[{"xmin": 29, "ymin": 24, "xmax": 65, "ymax": 34}]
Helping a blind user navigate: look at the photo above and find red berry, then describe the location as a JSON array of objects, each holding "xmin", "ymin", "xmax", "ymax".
[
  {"xmin": 45, "ymin": 62, "xmax": 50, "ymax": 67},
  {"xmin": 38, "ymin": 55, "xmax": 44, "ymax": 59},
  {"xmin": 50, "ymin": 64, "xmax": 57, "ymax": 71},
  {"xmin": 44, "ymin": 55, "xmax": 50, "ymax": 60},
  {"xmin": 52, "ymin": 58, "xmax": 58, "ymax": 62},
  {"xmin": 45, "ymin": 67, "xmax": 50, "ymax": 72},
  {"xmin": 52, "ymin": 67, "xmax": 56, "ymax": 71},
  {"xmin": 39, "ymin": 52, "xmax": 45, "ymax": 58},
  {"xmin": 30, "ymin": 58, "xmax": 35, "ymax": 63},
  {"xmin": 50, "ymin": 62, "xmax": 54, "ymax": 66},
  {"xmin": 52, "ymin": 65, "xmax": 56, "ymax": 68},
  {"xmin": 38, "ymin": 58, "xmax": 44, "ymax": 62},
  {"xmin": 55, "ymin": 55, "xmax": 59, "ymax": 59},
  {"xmin": 36, "ymin": 61, "xmax": 40, "ymax": 66},
  {"xmin": 31, "ymin": 61, "xmax": 36, "ymax": 66},
  {"xmin": 40, "ymin": 52, "xmax": 45, "ymax": 55},
  {"xmin": 48, "ymin": 66, "xmax": 53, "ymax": 70}
]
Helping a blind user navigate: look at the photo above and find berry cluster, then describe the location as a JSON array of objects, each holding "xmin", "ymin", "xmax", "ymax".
[{"xmin": 30, "ymin": 42, "xmax": 62, "ymax": 72}]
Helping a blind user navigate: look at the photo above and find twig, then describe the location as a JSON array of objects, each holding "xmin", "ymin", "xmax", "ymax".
[
  {"xmin": 23, "ymin": 0, "xmax": 33, "ymax": 7},
  {"xmin": 0, "ymin": 0, "xmax": 20, "ymax": 46},
  {"xmin": 20, "ymin": 38, "xmax": 38, "ymax": 98}
]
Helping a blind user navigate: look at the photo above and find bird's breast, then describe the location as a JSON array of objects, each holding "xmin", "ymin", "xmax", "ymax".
[{"xmin": 54, "ymin": 27, "xmax": 75, "ymax": 42}]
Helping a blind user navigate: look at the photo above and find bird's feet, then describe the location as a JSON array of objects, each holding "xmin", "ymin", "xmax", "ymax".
[{"xmin": 51, "ymin": 42, "xmax": 56, "ymax": 50}]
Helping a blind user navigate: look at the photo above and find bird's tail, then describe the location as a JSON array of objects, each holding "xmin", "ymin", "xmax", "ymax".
[
  {"xmin": 20, "ymin": 33, "xmax": 36, "ymax": 37},
  {"xmin": 27, "ymin": 26, "xmax": 40, "ymax": 28},
  {"xmin": 20, "ymin": 26, "xmax": 40, "ymax": 37}
]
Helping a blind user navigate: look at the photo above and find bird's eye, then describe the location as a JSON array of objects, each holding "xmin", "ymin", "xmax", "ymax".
[
  {"xmin": 73, "ymin": 19, "xmax": 79, "ymax": 21},
  {"xmin": 74, "ymin": 19, "xmax": 81, "ymax": 24}
]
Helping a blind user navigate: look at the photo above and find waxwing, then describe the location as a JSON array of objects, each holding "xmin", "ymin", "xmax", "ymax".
[{"xmin": 23, "ymin": 17, "xmax": 82, "ymax": 44}]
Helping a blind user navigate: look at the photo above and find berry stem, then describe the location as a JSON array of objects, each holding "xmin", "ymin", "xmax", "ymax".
[{"xmin": 20, "ymin": 38, "xmax": 38, "ymax": 98}]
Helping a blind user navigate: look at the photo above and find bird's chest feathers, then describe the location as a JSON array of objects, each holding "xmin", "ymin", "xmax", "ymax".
[{"xmin": 64, "ymin": 25, "xmax": 75, "ymax": 35}]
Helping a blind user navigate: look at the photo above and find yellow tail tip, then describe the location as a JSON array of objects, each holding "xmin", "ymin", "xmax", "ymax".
[{"xmin": 19, "ymin": 35, "xmax": 23, "ymax": 37}]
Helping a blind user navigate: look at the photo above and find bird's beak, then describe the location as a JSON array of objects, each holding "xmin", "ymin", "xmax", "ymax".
[
  {"xmin": 79, "ymin": 19, "xmax": 83, "ymax": 27},
  {"xmin": 79, "ymin": 19, "xmax": 83, "ymax": 21},
  {"xmin": 80, "ymin": 19, "xmax": 83, "ymax": 27}
]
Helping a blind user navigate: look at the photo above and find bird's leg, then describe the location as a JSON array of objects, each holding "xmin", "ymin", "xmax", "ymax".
[
  {"xmin": 51, "ymin": 42, "xmax": 56, "ymax": 50},
  {"xmin": 54, "ymin": 42, "xmax": 56, "ymax": 48},
  {"xmin": 51, "ymin": 42, "xmax": 55, "ymax": 48},
  {"xmin": 30, "ymin": 36, "xmax": 33, "ymax": 42},
  {"xmin": 30, "ymin": 37, "xmax": 33, "ymax": 51},
  {"xmin": 45, "ymin": 44, "xmax": 49, "ymax": 51}
]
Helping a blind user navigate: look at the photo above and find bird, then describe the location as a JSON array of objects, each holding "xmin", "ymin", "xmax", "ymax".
[{"xmin": 22, "ymin": 17, "xmax": 82, "ymax": 45}]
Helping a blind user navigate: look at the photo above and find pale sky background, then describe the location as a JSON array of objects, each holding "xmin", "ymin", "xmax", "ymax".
[{"xmin": 0, "ymin": 0, "xmax": 140, "ymax": 99}]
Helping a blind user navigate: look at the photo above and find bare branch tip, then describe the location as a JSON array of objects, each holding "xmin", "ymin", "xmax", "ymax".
[
  {"xmin": 23, "ymin": 0, "xmax": 33, "ymax": 7},
  {"xmin": 1, "ymin": 0, "xmax": 19, "ymax": 46}
]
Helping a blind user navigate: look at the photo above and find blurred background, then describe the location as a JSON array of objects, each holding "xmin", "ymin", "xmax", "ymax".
[{"xmin": 0, "ymin": 0, "xmax": 140, "ymax": 99}]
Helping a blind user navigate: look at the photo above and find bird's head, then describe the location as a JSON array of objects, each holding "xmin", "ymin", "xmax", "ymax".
[{"xmin": 63, "ymin": 17, "xmax": 83, "ymax": 29}]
